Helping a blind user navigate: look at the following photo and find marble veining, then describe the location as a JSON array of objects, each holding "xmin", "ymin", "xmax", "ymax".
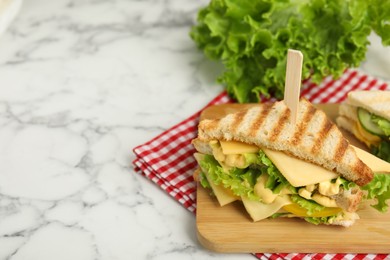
[{"xmin": 0, "ymin": 0, "xmax": 388, "ymax": 260}]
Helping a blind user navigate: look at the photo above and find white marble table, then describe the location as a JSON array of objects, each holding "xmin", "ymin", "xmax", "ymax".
[{"xmin": 0, "ymin": 1, "xmax": 388, "ymax": 260}]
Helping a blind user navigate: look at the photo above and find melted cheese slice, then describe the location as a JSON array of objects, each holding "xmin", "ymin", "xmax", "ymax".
[
  {"xmin": 194, "ymin": 152, "xmax": 239, "ymax": 206},
  {"xmin": 353, "ymin": 146, "xmax": 390, "ymax": 172},
  {"xmin": 262, "ymin": 148, "xmax": 338, "ymax": 187},
  {"xmin": 241, "ymin": 195, "xmax": 291, "ymax": 222},
  {"xmin": 203, "ymin": 171, "xmax": 239, "ymax": 206},
  {"xmin": 220, "ymin": 140, "xmax": 260, "ymax": 154},
  {"xmin": 219, "ymin": 140, "xmax": 339, "ymax": 187},
  {"xmin": 352, "ymin": 122, "xmax": 381, "ymax": 147}
]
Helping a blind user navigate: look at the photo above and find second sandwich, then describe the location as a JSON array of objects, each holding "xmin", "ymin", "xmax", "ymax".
[{"xmin": 336, "ymin": 90, "xmax": 390, "ymax": 163}]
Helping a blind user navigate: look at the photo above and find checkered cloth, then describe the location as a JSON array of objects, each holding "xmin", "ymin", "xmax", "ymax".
[{"xmin": 133, "ymin": 69, "xmax": 389, "ymax": 260}]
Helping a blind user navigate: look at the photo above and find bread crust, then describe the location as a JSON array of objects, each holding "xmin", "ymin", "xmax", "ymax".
[{"xmin": 332, "ymin": 187, "xmax": 363, "ymax": 212}]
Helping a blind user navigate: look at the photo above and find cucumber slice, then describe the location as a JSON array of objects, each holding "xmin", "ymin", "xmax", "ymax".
[{"xmin": 357, "ymin": 108, "xmax": 385, "ymax": 136}]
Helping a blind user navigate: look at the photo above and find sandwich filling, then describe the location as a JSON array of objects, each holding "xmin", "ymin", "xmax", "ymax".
[
  {"xmin": 194, "ymin": 139, "xmax": 362, "ymax": 226},
  {"xmin": 337, "ymin": 104, "xmax": 390, "ymax": 163}
]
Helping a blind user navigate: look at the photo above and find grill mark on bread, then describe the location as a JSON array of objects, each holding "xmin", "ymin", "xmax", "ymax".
[
  {"xmin": 291, "ymin": 105, "xmax": 317, "ymax": 145},
  {"xmin": 333, "ymin": 135, "xmax": 349, "ymax": 163},
  {"xmin": 204, "ymin": 119, "xmax": 220, "ymax": 133},
  {"xmin": 249, "ymin": 103, "xmax": 273, "ymax": 137},
  {"xmin": 311, "ymin": 118, "xmax": 334, "ymax": 155},
  {"xmin": 270, "ymin": 107, "xmax": 290, "ymax": 142},
  {"xmin": 231, "ymin": 111, "xmax": 246, "ymax": 134}
]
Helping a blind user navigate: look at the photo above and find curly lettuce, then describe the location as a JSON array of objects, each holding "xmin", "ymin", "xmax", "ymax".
[
  {"xmin": 304, "ymin": 215, "xmax": 338, "ymax": 225},
  {"xmin": 199, "ymin": 151, "xmax": 293, "ymax": 201},
  {"xmin": 256, "ymin": 150, "xmax": 290, "ymax": 190},
  {"xmin": 369, "ymin": 113, "xmax": 390, "ymax": 162},
  {"xmin": 199, "ymin": 171, "xmax": 211, "ymax": 189},
  {"xmin": 290, "ymin": 194, "xmax": 325, "ymax": 215},
  {"xmin": 339, "ymin": 177, "xmax": 357, "ymax": 190},
  {"xmin": 190, "ymin": 0, "xmax": 389, "ymax": 103},
  {"xmin": 372, "ymin": 141, "xmax": 390, "ymax": 163},
  {"xmin": 362, "ymin": 111, "xmax": 390, "ymax": 162},
  {"xmin": 362, "ymin": 173, "xmax": 390, "ymax": 212},
  {"xmin": 200, "ymin": 154, "xmax": 261, "ymax": 200},
  {"xmin": 370, "ymin": 114, "xmax": 390, "ymax": 136}
]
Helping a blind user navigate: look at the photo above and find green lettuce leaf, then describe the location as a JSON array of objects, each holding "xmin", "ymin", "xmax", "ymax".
[
  {"xmin": 257, "ymin": 149, "xmax": 292, "ymax": 191},
  {"xmin": 362, "ymin": 173, "xmax": 390, "ymax": 212},
  {"xmin": 371, "ymin": 115, "xmax": 390, "ymax": 136},
  {"xmin": 199, "ymin": 150, "xmax": 295, "ymax": 201},
  {"xmin": 368, "ymin": 0, "xmax": 390, "ymax": 45},
  {"xmin": 369, "ymin": 112, "xmax": 390, "ymax": 162},
  {"xmin": 290, "ymin": 194, "xmax": 325, "ymax": 215},
  {"xmin": 304, "ymin": 215, "xmax": 338, "ymax": 225},
  {"xmin": 190, "ymin": 0, "xmax": 389, "ymax": 103},
  {"xmin": 371, "ymin": 141, "xmax": 390, "ymax": 163},
  {"xmin": 270, "ymin": 212, "xmax": 289, "ymax": 219},
  {"xmin": 199, "ymin": 171, "xmax": 211, "ymax": 189},
  {"xmin": 339, "ymin": 177, "xmax": 357, "ymax": 190},
  {"xmin": 200, "ymin": 154, "xmax": 262, "ymax": 200}
]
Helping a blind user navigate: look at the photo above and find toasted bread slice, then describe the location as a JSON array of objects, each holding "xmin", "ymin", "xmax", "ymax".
[
  {"xmin": 336, "ymin": 116, "xmax": 355, "ymax": 135},
  {"xmin": 332, "ymin": 186, "xmax": 363, "ymax": 212},
  {"xmin": 197, "ymin": 99, "xmax": 373, "ymax": 186},
  {"xmin": 347, "ymin": 90, "xmax": 390, "ymax": 121},
  {"xmin": 338, "ymin": 103, "xmax": 358, "ymax": 122},
  {"xmin": 192, "ymin": 138, "xmax": 213, "ymax": 155}
]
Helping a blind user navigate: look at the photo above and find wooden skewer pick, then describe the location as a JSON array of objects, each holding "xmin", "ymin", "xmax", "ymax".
[{"xmin": 284, "ymin": 49, "xmax": 303, "ymax": 125}]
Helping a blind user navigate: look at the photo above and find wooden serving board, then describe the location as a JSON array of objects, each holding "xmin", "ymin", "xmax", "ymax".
[{"xmin": 196, "ymin": 104, "xmax": 390, "ymax": 253}]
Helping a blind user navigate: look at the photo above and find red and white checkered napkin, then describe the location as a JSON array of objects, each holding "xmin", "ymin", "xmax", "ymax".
[{"xmin": 133, "ymin": 69, "xmax": 389, "ymax": 260}]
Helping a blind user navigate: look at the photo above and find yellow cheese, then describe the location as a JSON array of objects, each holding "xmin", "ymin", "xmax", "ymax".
[
  {"xmin": 352, "ymin": 122, "xmax": 381, "ymax": 147},
  {"xmin": 241, "ymin": 195, "xmax": 291, "ymax": 222},
  {"xmin": 356, "ymin": 122, "xmax": 381, "ymax": 144},
  {"xmin": 262, "ymin": 148, "xmax": 338, "ymax": 187},
  {"xmin": 194, "ymin": 152, "xmax": 239, "ymax": 206},
  {"xmin": 220, "ymin": 140, "xmax": 260, "ymax": 155},
  {"xmin": 353, "ymin": 146, "xmax": 390, "ymax": 173},
  {"xmin": 203, "ymin": 171, "xmax": 239, "ymax": 206},
  {"xmin": 283, "ymin": 204, "xmax": 342, "ymax": 217},
  {"xmin": 218, "ymin": 140, "xmax": 340, "ymax": 187}
]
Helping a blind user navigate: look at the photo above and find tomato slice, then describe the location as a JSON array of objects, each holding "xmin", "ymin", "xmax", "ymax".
[{"xmin": 283, "ymin": 203, "xmax": 342, "ymax": 217}]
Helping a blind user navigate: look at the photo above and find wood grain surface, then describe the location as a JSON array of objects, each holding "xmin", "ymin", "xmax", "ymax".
[{"xmin": 196, "ymin": 104, "xmax": 390, "ymax": 253}]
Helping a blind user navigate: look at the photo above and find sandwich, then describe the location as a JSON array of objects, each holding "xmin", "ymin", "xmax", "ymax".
[
  {"xmin": 336, "ymin": 90, "xmax": 390, "ymax": 163},
  {"xmin": 192, "ymin": 99, "xmax": 390, "ymax": 227}
]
